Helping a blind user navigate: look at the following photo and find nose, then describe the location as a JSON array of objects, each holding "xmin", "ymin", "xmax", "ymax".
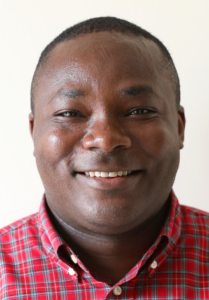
[{"xmin": 83, "ymin": 117, "xmax": 132, "ymax": 152}]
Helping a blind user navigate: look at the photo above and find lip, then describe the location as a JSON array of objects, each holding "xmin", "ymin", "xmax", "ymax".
[
  {"xmin": 76, "ymin": 170, "xmax": 143, "ymax": 190},
  {"xmin": 75, "ymin": 169, "xmax": 134, "ymax": 173}
]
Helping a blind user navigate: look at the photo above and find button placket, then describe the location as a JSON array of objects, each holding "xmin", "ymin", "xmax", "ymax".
[
  {"xmin": 70, "ymin": 254, "xmax": 78, "ymax": 264},
  {"xmin": 68, "ymin": 267, "xmax": 76, "ymax": 276},
  {"xmin": 113, "ymin": 286, "xmax": 122, "ymax": 296},
  {"xmin": 150, "ymin": 260, "xmax": 158, "ymax": 269}
]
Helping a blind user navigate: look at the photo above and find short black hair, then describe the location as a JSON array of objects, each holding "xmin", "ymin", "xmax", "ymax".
[{"xmin": 31, "ymin": 16, "xmax": 180, "ymax": 113}]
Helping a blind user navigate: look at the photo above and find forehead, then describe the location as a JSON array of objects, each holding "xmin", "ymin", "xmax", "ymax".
[
  {"xmin": 35, "ymin": 31, "xmax": 174, "ymax": 105},
  {"xmin": 46, "ymin": 32, "xmax": 164, "ymax": 79}
]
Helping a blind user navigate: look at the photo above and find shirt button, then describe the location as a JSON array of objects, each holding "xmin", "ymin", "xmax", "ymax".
[
  {"xmin": 150, "ymin": 260, "xmax": 158, "ymax": 269},
  {"xmin": 68, "ymin": 267, "xmax": 76, "ymax": 276},
  {"xmin": 113, "ymin": 286, "xmax": 122, "ymax": 296},
  {"xmin": 70, "ymin": 254, "xmax": 78, "ymax": 264}
]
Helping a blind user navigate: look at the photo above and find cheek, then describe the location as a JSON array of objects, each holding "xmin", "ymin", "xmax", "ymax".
[
  {"xmin": 34, "ymin": 128, "xmax": 81, "ymax": 167},
  {"xmin": 133, "ymin": 122, "xmax": 179, "ymax": 160}
]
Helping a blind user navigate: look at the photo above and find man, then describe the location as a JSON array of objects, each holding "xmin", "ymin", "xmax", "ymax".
[{"xmin": 0, "ymin": 16, "xmax": 208, "ymax": 299}]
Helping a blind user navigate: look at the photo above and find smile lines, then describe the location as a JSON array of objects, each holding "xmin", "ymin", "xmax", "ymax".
[{"xmin": 84, "ymin": 171, "xmax": 131, "ymax": 178}]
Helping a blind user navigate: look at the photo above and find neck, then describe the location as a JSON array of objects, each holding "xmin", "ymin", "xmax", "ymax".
[{"xmin": 47, "ymin": 199, "xmax": 170, "ymax": 283}]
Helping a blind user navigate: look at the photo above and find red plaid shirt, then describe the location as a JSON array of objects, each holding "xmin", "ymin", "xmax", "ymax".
[{"xmin": 1, "ymin": 191, "xmax": 209, "ymax": 299}]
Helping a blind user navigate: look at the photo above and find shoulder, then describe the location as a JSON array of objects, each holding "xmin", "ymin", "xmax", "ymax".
[
  {"xmin": 0, "ymin": 213, "xmax": 40, "ymax": 253},
  {"xmin": 0, "ymin": 213, "xmax": 39, "ymax": 235},
  {"xmin": 180, "ymin": 204, "xmax": 209, "ymax": 236},
  {"xmin": 181, "ymin": 204, "xmax": 209, "ymax": 220}
]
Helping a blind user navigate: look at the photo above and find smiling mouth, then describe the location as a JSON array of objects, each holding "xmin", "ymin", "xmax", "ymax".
[
  {"xmin": 79, "ymin": 170, "xmax": 140, "ymax": 178},
  {"xmin": 76, "ymin": 170, "xmax": 143, "ymax": 189}
]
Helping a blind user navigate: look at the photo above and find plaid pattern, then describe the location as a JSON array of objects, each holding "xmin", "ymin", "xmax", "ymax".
[{"xmin": 1, "ymin": 191, "xmax": 209, "ymax": 299}]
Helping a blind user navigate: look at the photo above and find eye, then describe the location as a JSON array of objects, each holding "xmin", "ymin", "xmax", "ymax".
[
  {"xmin": 55, "ymin": 110, "xmax": 83, "ymax": 117},
  {"xmin": 131, "ymin": 108, "xmax": 148, "ymax": 115},
  {"xmin": 62, "ymin": 111, "xmax": 78, "ymax": 117},
  {"xmin": 130, "ymin": 108, "xmax": 154, "ymax": 115}
]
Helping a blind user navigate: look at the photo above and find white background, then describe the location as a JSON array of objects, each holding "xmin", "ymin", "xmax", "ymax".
[{"xmin": 0, "ymin": 0, "xmax": 208, "ymax": 228}]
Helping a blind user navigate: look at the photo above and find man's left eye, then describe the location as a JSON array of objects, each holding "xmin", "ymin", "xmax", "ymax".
[
  {"xmin": 60, "ymin": 111, "xmax": 81, "ymax": 117},
  {"xmin": 63, "ymin": 111, "xmax": 77, "ymax": 117},
  {"xmin": 130, "ymin": 108, "xmax": 150, "ymax": 115}
]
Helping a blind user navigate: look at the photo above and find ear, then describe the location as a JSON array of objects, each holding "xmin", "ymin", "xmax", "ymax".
[
  {"xmin": 29, "ymin": 112, "xmax": 35, "ymax": 139},
  {"xmin": 177, "ymin": 105, "xmax": 186, "ymax": 149},
  {"xmin": 29, "ymin": 112, "xmax": 35, "ymax": 156}
]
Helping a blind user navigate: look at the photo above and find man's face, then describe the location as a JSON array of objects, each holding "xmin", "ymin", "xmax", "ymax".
[{"xmin": 30, "ymin": 32, "xmax": 185, "ymax": 234}]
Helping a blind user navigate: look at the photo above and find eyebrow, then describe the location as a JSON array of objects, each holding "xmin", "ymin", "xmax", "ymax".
[
  {"xmin": 120, "ymin": 85, "xmax": 153, "ymax": 97},
  {"xmin": 56, "ymin": 88, "xmax": 86, "ymax": 99},
  {"xmin": 50, "ymin": 85, "xmax": 153, "ymax": 104}
]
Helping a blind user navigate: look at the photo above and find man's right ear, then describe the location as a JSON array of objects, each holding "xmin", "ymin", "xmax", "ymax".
[
  {"xmin": 29, "ymin": 112, "xmax": 35, "ymax": 140},
  {"xmin": 29, "ymin": 113, "xmax": 35, "ymax": 156}
]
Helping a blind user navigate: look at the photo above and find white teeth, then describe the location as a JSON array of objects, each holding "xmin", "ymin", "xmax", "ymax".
[
  {"xmin": 109, "ymin": 172, "xmax": 118, "ymax": 177},
  {"xmin": 84, "ymin": 171, "xmax": 131, "ymax": 177},
  {"xmin": 101, "ymin": 172, "xmax": 109, "ymax": 177}
]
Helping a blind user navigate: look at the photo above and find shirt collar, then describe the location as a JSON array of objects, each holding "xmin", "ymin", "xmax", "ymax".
[
  {"xmin": 37, "ymin": 190, "xmax": 182, "ymax": 278},
  {"xmin": 145, "ymin": 190, "xmax": 182, "ymax": 277},
  {"xmin": 160, "ymin": 190, "xmax": 181, "ymax": 242},
  {"xmin": 38, "ymin": 195, "xmax": 65, "ymax": 256}
]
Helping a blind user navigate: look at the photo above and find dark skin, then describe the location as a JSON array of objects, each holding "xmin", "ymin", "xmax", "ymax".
[{"xmin": 29, "ymin": 32, "xmax": 185, "ymax": 282}]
